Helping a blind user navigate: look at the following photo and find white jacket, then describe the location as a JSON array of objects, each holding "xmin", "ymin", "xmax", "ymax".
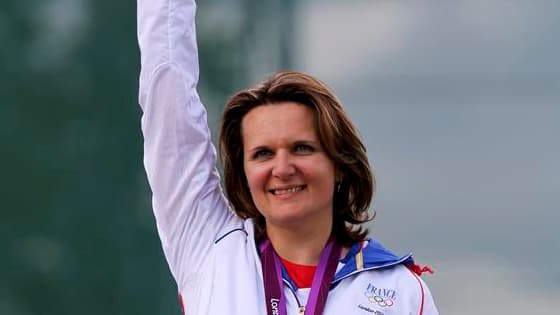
[{"xmin": 137, "ymin": 0, "xmax": 439, "ymax": 314}]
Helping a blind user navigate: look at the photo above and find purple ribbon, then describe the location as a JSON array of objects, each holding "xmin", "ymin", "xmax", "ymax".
[{"xmin": 260, "ymin": 236, "xmax": 342, "ymax": 315}]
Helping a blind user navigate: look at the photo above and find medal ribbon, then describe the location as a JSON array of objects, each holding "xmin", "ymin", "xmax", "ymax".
[{"xmin": 260, "ymin": 236, "xmax": 342, "ymax": 315}]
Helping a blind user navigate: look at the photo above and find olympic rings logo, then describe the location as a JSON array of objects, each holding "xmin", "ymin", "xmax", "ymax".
[{"xmin": 365, "ymin": 294, "xmax": 394, "ymax": 307}]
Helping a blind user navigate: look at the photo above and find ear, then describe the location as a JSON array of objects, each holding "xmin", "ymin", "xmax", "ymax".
[
  {"xmin": 334, "ymin": 170, "xmax": 343, "ymax": 193},
  {"xmin": 335, "ymin": 168, "xmax": 343, "ymax": 184}
]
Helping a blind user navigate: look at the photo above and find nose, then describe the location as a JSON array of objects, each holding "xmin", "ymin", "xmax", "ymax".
[{"xmin": 271, "ymin": 151, "xmax": 296, "ymax": 179}]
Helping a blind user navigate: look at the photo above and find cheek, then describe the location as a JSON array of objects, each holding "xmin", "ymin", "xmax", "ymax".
[
  {"xmin": 244, "ymin": 164, "xmax": 266, "ymax": 194},
  {"xmin": 318, "ymin": 166, "xmax": 337, "ymax": 195},
  {"xmin": 307, "ymin": 159, "xmax": 336, "ymax": 183},
  {"xmin": 317, "ymin": 176, "xmax": 336, "ymax": 195}
]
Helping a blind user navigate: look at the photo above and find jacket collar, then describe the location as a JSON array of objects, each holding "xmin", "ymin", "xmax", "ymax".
[
  {"xmin": 280, "ymin": 238, "xmax": 414, "ymax": 290},
  {"xmin": 333, "ymin": 238, "xmax": 413, "ymax": 284}
]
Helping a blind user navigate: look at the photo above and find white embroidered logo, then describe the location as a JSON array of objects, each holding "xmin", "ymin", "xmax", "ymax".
[{"xmin": 364, "ymin": 283, "xmax": 398, "ymax": 308}]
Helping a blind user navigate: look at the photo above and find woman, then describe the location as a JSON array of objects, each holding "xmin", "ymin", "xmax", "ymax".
[{"xmin": 137, "ymin": 0, "xmax": 438, "ymax": 314}]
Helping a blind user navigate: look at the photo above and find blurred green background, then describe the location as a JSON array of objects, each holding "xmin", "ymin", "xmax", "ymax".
[{"xmin": 2, "ymin": 0, "xmax": 172, "ymax": 314}]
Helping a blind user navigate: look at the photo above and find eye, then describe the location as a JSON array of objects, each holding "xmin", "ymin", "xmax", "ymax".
[
  {"xmin": 252, "ymin": 149, "xmax": 273, "ymax": 160},
  {"xmin": 294, "ymin": 144, "xmax": 314, "ymax": 154}
]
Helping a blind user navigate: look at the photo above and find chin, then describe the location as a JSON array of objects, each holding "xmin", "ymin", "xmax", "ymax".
[{"xmin": 265, "ymin": 212, "xmax": 315, "ymax": 230}]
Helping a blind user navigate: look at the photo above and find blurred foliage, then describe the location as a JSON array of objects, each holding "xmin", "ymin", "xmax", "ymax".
[{"xmin": 0, "ymin": 0, "xmax": 293, "ymax": 314}]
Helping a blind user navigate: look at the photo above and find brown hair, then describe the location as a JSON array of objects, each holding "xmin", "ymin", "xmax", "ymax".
[{"xmin": 218, "ymin": 71, "xmax": 375, "ymax": 246}]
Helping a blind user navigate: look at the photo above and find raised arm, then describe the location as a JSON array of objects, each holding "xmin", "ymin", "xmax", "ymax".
[{"xmin": 137, "ymin": 0, "xmax": 237, "ymax": 288}]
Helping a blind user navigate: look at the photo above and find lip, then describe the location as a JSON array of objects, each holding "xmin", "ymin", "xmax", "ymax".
[{"xmin": 268, "ymin": 185, "xmax": 306, "ymax": 197}]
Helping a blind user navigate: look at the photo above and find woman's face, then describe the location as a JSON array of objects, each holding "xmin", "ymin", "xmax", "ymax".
[{"xmin": 242, "ymin": 102, "xmax": 336, "ymax": 231}]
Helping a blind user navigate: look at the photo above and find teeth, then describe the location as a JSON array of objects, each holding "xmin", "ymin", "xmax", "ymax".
[{"xmin": 273, "ymin": 186, "xmax": 303, "ymax": 195}]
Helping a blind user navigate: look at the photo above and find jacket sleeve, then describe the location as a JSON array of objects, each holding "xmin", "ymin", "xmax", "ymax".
[
  {"xmin": 419, "ymin": 277, "xmax": 439, "ymax": 315},
  {"xmin": 137, "ymin": 0, "xmax": 238, "ymax": 289}
]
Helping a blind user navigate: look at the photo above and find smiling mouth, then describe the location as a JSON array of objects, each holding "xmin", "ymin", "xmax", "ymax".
[{"xmin": 269, "ymin": 185, "xmax": 306, "ymax": 195}]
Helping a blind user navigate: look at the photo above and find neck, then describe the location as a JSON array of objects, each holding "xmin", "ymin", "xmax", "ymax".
[{"xmin": 265, "ymin": 217, "xmax": 333, "ymax": 266}]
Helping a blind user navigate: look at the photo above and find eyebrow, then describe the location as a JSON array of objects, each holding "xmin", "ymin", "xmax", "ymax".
[
  {"xmin": 247, "ymin": 139, "xmax": 320, "ymax": 152},
  {"xmin": 293, "ymin": 140, "xmax": 320, "ymax": 146}
]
